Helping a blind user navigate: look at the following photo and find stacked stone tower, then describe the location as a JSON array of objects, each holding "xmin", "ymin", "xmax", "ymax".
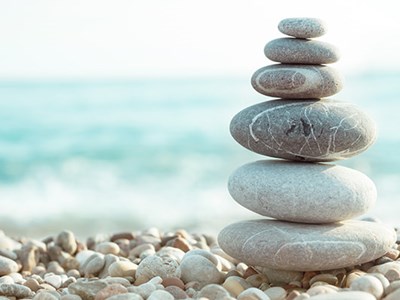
[{"xmin": 218, "ymin": 18, "xmax": 396, "ymax": 271}]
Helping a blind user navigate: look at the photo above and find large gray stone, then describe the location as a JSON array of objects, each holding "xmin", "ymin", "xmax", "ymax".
[
  {"xmin": 218, "ymin": 219, "xmax": 396, "ymax": 271},
  {"xmin": 278, "ymin": 18, "xmax": 327, "ymax": 38},
  {"xmin": 228, "ymin": 160, "xmax": 376, "ymax": 223},
  {"xmin": 251, "ymin": 64, "xmax": 343, "ymax": 99},
  {"xmin": 230, "ymin": 99, "xmax": 376, "ymax": 162},
  {"xmin": 265, "ymin": 38, "xmax": 340, "ymax": 64}
]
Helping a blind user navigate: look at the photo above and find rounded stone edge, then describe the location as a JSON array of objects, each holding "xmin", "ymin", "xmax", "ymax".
[{"xmin": 278, "ymin": 18, "xmax": 327, "ymax": 38}]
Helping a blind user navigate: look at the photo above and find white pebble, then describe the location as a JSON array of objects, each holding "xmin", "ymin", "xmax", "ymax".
[
  {"xmin": 238, "ymin": 287, "xmax": 271, "ymax": 300},
  {"xmin": 264, "ymin": 287, "xmax": 287, "ymax": 300},
  {"xmin": 350, "ymin": 274, "xmax": 384, "ymax": 299},
  {"xmin": 147, "ymin": 290, "xmax": 174, "ymax": 300}
]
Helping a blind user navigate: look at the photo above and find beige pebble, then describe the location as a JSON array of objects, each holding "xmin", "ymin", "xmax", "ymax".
[
  {"xmin": 147, "ymin": 290, "xmax": 174, "ymax": 300},
  {"xmin": 386, "ymin": 249, "xmax": 400, "ymax": 260},
  {"xmin": 309, "ymin": 274, "xmax": 338, "ymax": 287},
  {"xmin": 55, "ymin": 231, "xmax": 77, "ymax": 255},
  {"xmin": 286, "ymin": 290, "xmax": 301, "ymax": 300},
  {"xmin": 293, "ymin": 292, "xmax": 310, "ymax": 300},
  {"xmin": 183, "ymin": 249, "xmax": 221, "ymax": 269},
  {"xmin": 109, "ymin": 261, "xmax": 137, "ymax": 278},
  {"xmin": 222, "ymin": 276, "xmax": 251, "ymax": 297},
  {"xmin": 238, "ymin": 287, "xmax": 271, "ymax": 300},
  {"xmin": 61, "ymin": 277, "xmax": 77, "ymax": 288},
  {"xmin": 98, "ymin": 254, "xmax": 119, "ymax": 279},
  {"xmin": 368, "ymin": 272, "xmax": 390, "ymax": 290},
  {"xmin": 307, "ymin": 285, "xmax": 337, "ymax": 296},
  {"xmin": 40, "ymin": 283, "xmax": 56, "ymax": 291},
  {"xmin": 258, "ymin": 267, "xmax": 303, "ymax": 285},
  {"xmin": 107, "ymin": 293, "xmax": 143, "ymax": 300},
  {"xmin": 350, "ymin": 274, "xmax": 384, "ymax": 299},
  {"xmin": 368, "ymin": 261, "xmax": 400, "ymax": 274},
  {"xmin": 102, "ymin": 277, "xmax": 131, "ymax": 287},
  {"xmin": 345, "ymin": 270, "xmax": 366, "ymax": 287},
  {"xmin": 95, "ymin": 242, "xmax": 120, "ymax": 255},
  {"xmin": 264, "ymin": 286, "xmax": 287, "ymax": 300},
  {"xmin": 168, "ymin": 237, "xmax": 192, "ymax": 252},
  {"xmin": 94, "ymin": 283, "xmax": 128, "ymax": 300},
  {"xmin": 24, "ymin": 278, "xmax": 42, "ymax": 292}
]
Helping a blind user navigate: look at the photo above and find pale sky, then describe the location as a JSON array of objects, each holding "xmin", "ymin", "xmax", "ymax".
[{"xmin": 0, "ymin": 0, "xmax": 399, "ymax": 79}]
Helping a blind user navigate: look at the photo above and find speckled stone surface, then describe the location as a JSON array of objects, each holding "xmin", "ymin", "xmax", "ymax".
[
  {"xmin": 228, "ymin": 160, "xmax": 376, "ymax": 223},
  {"xmin": 230, "ymin": 99, "xmax": 376, "ymax": 162},
  {"xmin": 218, "ymin": 219, "xmax": 396, "ymax": 271},
  {"xmin": 264, "ymin": 38, "xmax": 340, "ymax": 64},
  {"xmin": 278, "ymin": 18, "xmax": 327, "ymax": 38},
  {"xmin": 251, "ymin": 64, "xmax": 343, "ymax": 99}
]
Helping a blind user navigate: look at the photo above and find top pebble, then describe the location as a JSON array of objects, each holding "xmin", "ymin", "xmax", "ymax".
[{"xmin": 278, "ymin": 18, "xmax": 327, "ymax": 38}]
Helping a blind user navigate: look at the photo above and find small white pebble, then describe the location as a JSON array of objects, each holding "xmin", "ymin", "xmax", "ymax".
[
  {"xmin": 264, "ymin": 286, "xmax": 287, "ymax": 300},
  {"xmin": 147, "ymin": 290, "xmax": 174, "ymax": 300},
  {"xmin": 238, "ymin": 287, "xmax": 271, "ymax": 300},
  {"xmin": 350, "ymin": 274, "xmax": 384, "ymax": 299}
]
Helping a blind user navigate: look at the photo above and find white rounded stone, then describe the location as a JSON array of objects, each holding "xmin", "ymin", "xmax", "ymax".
[
  {"xmin": 218, "ymin": 219, "xmax": 396, "ymax": 271},
  {"xmin": 228, "ymin": 160, "xmax": 376, "ymax": 223}
]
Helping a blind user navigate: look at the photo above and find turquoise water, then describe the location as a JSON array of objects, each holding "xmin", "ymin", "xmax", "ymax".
[{"xmin": 0, "ymin": 73, "xmax": 399, "ymax": 237}]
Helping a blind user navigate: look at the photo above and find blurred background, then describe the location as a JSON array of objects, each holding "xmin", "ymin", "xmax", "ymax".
[{"xmin": 0, "ymin": 0, "xmax": 399, "ymax": 238}]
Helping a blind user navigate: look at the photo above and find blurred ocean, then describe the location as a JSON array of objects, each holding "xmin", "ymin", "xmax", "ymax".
[{"xmin": 0, "ymin": 72, "xmax": 399, "ymax": 238}]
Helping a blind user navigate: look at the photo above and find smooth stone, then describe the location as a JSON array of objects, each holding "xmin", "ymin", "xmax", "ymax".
[
  {"xmin": 228, "ymin": 160, "xmax": 376, "ymax": 223},
  {"xmin": 218, "ymin": 219, "xmax": 396, "ymax": 271},
  {"xmin": 251, "ymin": 64, "xmax": 343, "ymax": 98},
  {"xmin": 0, "ymin": 256, "xmax": 19, "ymax": 276},
  {"xmin": 230, "ymin": 99, "xmax": 376, "ymax": 162},
  {"xmin": 349, "ymin": 275, "xmax": 383, "ymax": 299},
  {"xmin": 265, "ymin": 38, "xmax": 339, "ymax": 64},
  {"xmin": 135, "ymin": 255, "xmax": 180, "ymax": 280},
  {"xmin": 308, "ymin": 291, "xmax": 375, "ymax": 299},
  {"xmin": 278, "ymin": 18, "xmax": 327, "ymax": 38}
]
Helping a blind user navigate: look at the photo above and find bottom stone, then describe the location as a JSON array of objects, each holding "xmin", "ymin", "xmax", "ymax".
[{"xmin": 218, "ymin": 219, "xmax": 396, "ymax": 271}]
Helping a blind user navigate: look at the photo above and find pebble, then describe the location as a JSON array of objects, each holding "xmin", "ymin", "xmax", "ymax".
[
  {"xmin": 238, "ymin": 287, "xmax": 271, "ymax": 300},
  {"xmin": 264, "ymin": 38, "xmax": 339, "ymax": 64},
  {"xmin": 107, "ymin": 294, "xmax": 143, "ymax": 300},
  {"xmin": 33, "ymin": 291, "xmax": 59, "ymax": 300},
  {"xmin": 56, "ymin": 231, "xmax": 77, "ymax": 255},
  {"xmin": 256, "ymin": 268, "xmax": 302, "ymax": 285},
  {"xmin": 218, "ymin": 219, "xmax": 396, "ymax": 271},
  {"xmin": 230, "ymin": 99, "xmax": 377, "ymax": 162},
  {"xmin": 349, "ymin": 275, "xmax": 384, "ymax": 299},
  {"xmin": 222, "ymin": 276, "xmax": 252, "ymax": 297},
  {"xmin": 135, "ymin": 255, "xmax": 180, "ymax": 280},
  {"xmin": 278, "ymin": 18, "xmax": 327, "ymax": 38},
  {"xmin": 0, "ymin": 256, "xmax": 19, "ymax": 276},
  {"xmin": 0, "ymin": 283, "xmax": 35, "ymax": 298},
  {"xmin": 0, "ymin": 275, "xmax": 14, "ymax": 285},
  {"xmin": 95, "ymin": 242, "xmax": 120, "ymax": 255},
  {"xmin": 61, "ymin": 295, "xmax": 82, "ymax": 300},
  {"xmin": 109, "ymin": 261, "xmax": 137, "ymax": 278},
  {"xmin": 264, "ymin": 286, "xmax": 287, "ymax": 300},
  {"xmin": 44, "ymin": 274, "xmax": 62, "ymax": 289},
  {"xmin": 179, "ymin": 254, "xmax": 222, "ymax": 286},
  {"xmin": 228, "ymin": 160, "xmax": 376, "ymax": 223},
  {"xmin": 162, "ymin": 277, "xmax": 185, "ymax": 289},
  {"xmin": 197, "ymin": 284, "xmax": 232, "ymax": 299},
  {"xmin": 251, "ymin": 64, "xmax": 343, "ymax": 99}
]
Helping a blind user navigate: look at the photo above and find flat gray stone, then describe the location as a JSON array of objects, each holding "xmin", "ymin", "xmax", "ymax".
[
  {"xmin": 265, "ymin": 38, "xmax": 339, "ymax": 64},
  {"xmin": 230, "ymin": 99, "xmax": 376, "ymax": 162},
  {"xmin": 251, "ymin": 64, "xmax": 343, "ymax": 99},
  {"xmin": 218, "ymin": 219, "xmax": 396, "ymax": 271},
  {"xmin": 278, "ymin": 18, "xmax": 327, "ymax": 38},
  {"xmin": 228, "ymin": 160, "xmax": 376, "ymax": 223}
]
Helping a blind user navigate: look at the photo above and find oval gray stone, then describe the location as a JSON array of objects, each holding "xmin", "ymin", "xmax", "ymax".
[
  {"xmin": 265, "ymin": 38, "xmax": 340, "ymax": 64},
  {"xmin": 218, "ymin": 219, "xmax": 396, "ymax": 271},
  {"xmin": 278, "ymin": 18, "xmax": 327, "ymax": 38},
  {"xmin": 228, "ymin": 160, "xmax": 376, "ymax": 223},
  {"xmin": 251, "ymin": 64, "xmax": 343, "ymax": 98},
  {"xmin": 230, "ymin": 99, "xmax": 376, "ymax": 162}
]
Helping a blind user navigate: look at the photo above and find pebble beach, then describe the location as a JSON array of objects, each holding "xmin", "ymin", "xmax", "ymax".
[{"xmin": 1, "ymin": 227, "xmax": 400, "ymax": 300}]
